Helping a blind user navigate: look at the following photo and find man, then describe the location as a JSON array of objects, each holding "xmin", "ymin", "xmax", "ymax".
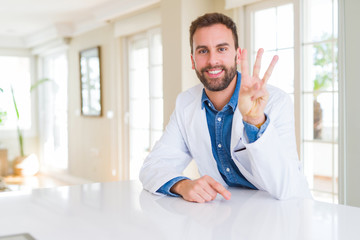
[{"xmin": 140, "ymin": 13, "xmax": 311, "ymax": 203}]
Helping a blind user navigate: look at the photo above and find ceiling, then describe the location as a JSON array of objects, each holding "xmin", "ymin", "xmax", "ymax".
[{"xmin": 0, "ymin": 0, "xmax": 159, "ymax": 48}]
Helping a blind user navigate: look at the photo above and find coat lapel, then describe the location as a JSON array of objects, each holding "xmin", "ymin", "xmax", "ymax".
[
  {"xmin": 231, "ymin": 108, "xmax": 244, "ymax": 150},
  {"xmin": 183, "ymin": 87, "xmax": 226, "ymax": 185}
]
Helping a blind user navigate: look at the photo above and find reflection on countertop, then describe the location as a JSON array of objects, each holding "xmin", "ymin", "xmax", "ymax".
[{"xmin": 0, "ymin": 180, "xmax": 359, "ymax": 240}]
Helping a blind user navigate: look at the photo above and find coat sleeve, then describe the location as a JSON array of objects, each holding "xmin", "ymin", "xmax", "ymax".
[
  {"xmin": 233, "ymin": 89, "xmax": 312, "ymax": 200},
  {"xmin": 139, "ymin": 96, "xmax": 193, "ymax": 194}
]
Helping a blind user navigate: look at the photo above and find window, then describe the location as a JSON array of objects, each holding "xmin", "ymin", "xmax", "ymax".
[
  {"xmin": 245, "ymin": 0, "xmax": 338, "ymax": 203},
  {"xmin": 302, "ymin": 0, "xmax": 338, "ymax": 203},
  {"xmin": 39, "ymin": 53, "xmax": 68, "ymax": 170},
  {"xmin": 126, "ymin": 28, "xmax": 163, "ymax": 180},
  {"xmin": 247, "ymin": 1, "xmax": 294, "ymax": 97},
  {"xmin": 0, "ymin": 56, "xmax": 32, "ymax": 131}
]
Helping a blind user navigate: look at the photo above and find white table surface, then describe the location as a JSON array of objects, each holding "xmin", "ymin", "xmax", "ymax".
[{"xmin": 0, "ymin": 180, "xmax": 359, "ymax": 240}]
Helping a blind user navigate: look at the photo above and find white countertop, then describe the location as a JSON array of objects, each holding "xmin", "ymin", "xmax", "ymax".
[{"xmin": 0, "ymin": 180, "xmax": 359, "ymax": 240}]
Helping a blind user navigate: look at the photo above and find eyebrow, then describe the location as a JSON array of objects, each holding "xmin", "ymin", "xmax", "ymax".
[
  {"xmin": 216, "ymin": 43, "xmax": 230, "ymax": 47},
  {"xmin": 195, "ymin": 42, "xmax": 230, "ymax": 51}
]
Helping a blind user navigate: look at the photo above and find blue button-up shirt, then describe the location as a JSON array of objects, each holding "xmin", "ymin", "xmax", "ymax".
[{"xmin": 157, "ymin": 71, "xmax": 270, "ymax": 196}]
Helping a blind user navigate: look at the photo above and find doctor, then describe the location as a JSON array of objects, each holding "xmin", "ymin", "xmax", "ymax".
[{"xmin": 140, "ymin": 12, "xmax": 311, "ymax": 203}]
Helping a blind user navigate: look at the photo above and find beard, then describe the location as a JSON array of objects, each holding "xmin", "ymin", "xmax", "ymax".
[{"xmin": 195, "ymin": 59, "xmax": 237, "ymax": 92}]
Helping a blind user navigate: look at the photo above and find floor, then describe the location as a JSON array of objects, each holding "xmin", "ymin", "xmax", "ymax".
[{"xmin": 1, "ymin": 173, "xmax": 72, "ymax": 192}]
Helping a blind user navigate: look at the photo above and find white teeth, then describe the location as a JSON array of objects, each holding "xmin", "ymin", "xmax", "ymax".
[{"xmin": 208, "ymin": 69, "xmax": 222, "ymax": 74}]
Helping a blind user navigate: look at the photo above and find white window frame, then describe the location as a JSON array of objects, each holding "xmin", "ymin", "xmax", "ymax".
[
  {"xmin": 244, "ymin": 0, "xmax": 300, "ymax": 153},
  {"xmin": 37, "ymin": 50, "xmax": 69, "ymax": 173},
  {"xmin": 243, "ymin": 0, "xmax": 339, "ymax": 203},
  {"xmin": 123, "ymin": 27, "xmax": 163, "ymax": 180},
  {"xmin": 0, "ymin": 51, "xmax": 38, "ymax": 140}
]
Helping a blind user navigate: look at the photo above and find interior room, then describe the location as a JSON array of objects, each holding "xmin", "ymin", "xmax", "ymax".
[{"xmin": 0, "ymin": 0, "xmax": 359, "ymax": 209}]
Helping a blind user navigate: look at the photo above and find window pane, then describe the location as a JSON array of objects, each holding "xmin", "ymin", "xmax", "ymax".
[
  {"xmin": 303, "ymin": 93, "xmax": 334, "ymax": 141},
  {"xmin": 270, "ymin": 48, "xmax": 294, "ymax": 93},
  {"xmin": 0, "ymin": 56, "xmax": 31, "ymax": 130},
  {"xmin": 333, "ymin": 42, "xmax": 338, "ymax": 91},
  {"xmin": 277, "ymin": 4, "xmax": 294, "ymax": 49},
  {"xmin": 333, "ymin": 93, "xmax": 338, "ymax": 141},
  {"xmin": 128, "ymin": 29, "xmax": 163, "ymax": 181},
  {"xmin": 254, "ymin": 8, "xmax": 277, "ymax": 50},
  {"xmin": 303, "ymin": 43, "xmax": 334, "ymax": 92},
  {"xmin": 129, "ymin": 69, "xmax": 149, "ymax": 99},
  {"xmin": 130, "ymin": 129, "xmax": 150, "ymax": 180},
  {"xmin": 150, "ymin": 99, "xmax": 163, "ymax": 131},
  {"xmin": 41, "ymin": 54, "xmax": 68, "ymax": 170},
  {"xmin": 130, "ymin": 38, "xmax": 148, "ymax": 69},
  {"xmin": 130, "ymin": 98, "xmax": 149, "ymax": 129},
  {"xmin": 149, "ymin": 65, "xmax": 163, "ymax": 98},
  {"xmin": 303, "ymin": 0, "xmax": 333, "ymax": 42},
  {"xmin": 334, "ymin": 0, "xmax": 338, "ymax": 39},
  {"xmin": 150, "ymin": 33, "xmax": 163, "ymax": 65},
  {"xmin": 130, "ymin": 129, "xmax": 150, "ymax": 155},
  {"xmin": 304, "ymin": 142, "xmax": 334, "ymax": 192}
]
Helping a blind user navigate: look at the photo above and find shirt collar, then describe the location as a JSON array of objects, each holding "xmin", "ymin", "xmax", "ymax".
[{"xmin": 201, "ymin": 71, "xmax": 242, "ymax": 112}]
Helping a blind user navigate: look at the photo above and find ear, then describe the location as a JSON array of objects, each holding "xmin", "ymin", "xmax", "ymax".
[
  {"xmin": 191, "ymin": 54, "xmax": 195, "ymax": 70},
  {"xmin": 236, "ymin": 48, "xmax": 241, "ymax": 65}
]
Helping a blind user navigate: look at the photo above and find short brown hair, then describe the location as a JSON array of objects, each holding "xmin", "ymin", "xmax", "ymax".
[{"xmin": 189, "ymin": 12, "xmax": 239, "ymax": 54}]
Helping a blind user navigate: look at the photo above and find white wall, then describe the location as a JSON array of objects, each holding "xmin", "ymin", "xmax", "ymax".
[{"xmin": 67, "ymin": 25, "xmax": 119, "ymax": 182}]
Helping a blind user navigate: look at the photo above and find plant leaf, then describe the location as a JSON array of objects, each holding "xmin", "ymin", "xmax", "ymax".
[
  {"xmin": 30, "ymin": 78, "xmax": 50, "ymax": 92},
  {"xmin": 10, "ymin": 86, "xmax": 20, "ymax": 120}
]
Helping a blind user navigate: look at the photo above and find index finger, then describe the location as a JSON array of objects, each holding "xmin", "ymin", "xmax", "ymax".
[
  {"xmin": 240, "ymin": 48, "xmax": 250, "ymax": 78},
  {"xmin": 207, "ymin": 177, "xmax": 231, "ymax": 200}
]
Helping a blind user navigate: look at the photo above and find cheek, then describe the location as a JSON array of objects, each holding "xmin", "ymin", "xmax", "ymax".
[{"xmin": 193, "ymin": 56, "xmax": 207, "ymax": 68}]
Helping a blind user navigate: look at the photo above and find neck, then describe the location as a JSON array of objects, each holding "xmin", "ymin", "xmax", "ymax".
[{"xmin": 205, "ymin": 75, "xmax": 237, "ymax": 111}]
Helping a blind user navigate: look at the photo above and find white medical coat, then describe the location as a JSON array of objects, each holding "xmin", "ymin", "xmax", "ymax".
[{"xmin": 140, "ymin": 84, "xmax": 311, "ymax": 200}]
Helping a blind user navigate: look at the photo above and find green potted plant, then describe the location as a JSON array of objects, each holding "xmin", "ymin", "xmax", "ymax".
[{"xmin": 10, "ymin": 79, "xmax": 49, "ymax": 176}]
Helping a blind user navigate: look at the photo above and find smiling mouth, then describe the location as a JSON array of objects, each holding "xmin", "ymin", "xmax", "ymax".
[{"xmin": 206, "ymin": 68, "xmax": 224, "ymax": 78}]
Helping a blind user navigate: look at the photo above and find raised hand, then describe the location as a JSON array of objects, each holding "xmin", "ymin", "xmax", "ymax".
[
  {"xmin": 170, "ymin": 175, "xmax": 231, "ymax": 203},
  {"xmin": 237, "ymin": 48, "xmax": 279, "ymax": 126}
]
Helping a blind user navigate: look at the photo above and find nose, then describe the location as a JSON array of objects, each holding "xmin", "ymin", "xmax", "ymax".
[{"xmin": 207, "ymin": 51, "xmax": 220, "ymax": 67}]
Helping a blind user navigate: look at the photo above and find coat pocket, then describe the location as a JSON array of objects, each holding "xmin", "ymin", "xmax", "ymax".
[{"xmin": 232, "ymin": 148, "xmax": 253, "ymax": 175}]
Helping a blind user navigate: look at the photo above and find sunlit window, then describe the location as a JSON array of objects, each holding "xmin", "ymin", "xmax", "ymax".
[
  {"xmin": 251, "ymin": 3, "xmax": 294, "ymax": 97},
  {"xmin": 302, "ymin": 0, "xmax": 338, "ymax": 203},
  {"xmin": 39, "ymin": 53, "xmax": 68, "ymax": 170},
  {"xmin": 246, "ymin": 0, "xmax": 338, "ymax": 203},
  {"xmin": 127, "ymin": 29, "xmax": 163, "ymax": 180},
  {"xmin": 0, "ymin": 56, "xmax": 31, "ymax": 130}
]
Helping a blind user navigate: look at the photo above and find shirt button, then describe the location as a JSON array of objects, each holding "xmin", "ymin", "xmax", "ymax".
[
  {"xmin": 217, "ymin": 117, "xmax": 221, "ymax": 122},
  {"xmin": 226, "ymin": 168, "xmax": 230, "ymax": 172},
  {"xmin": 208, "ymin": 103, "xmax": 211, "ymax": 107},
  {"xmin": 218, "ymin": 143, "xmax": 222, "ymax": 148}
]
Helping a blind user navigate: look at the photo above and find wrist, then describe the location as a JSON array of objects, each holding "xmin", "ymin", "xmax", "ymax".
[
  {"xmin": 170, "ymin": 179, "xmax": 190, "ymax": 195},
  {"xmin": 243, "ymin": 114, "xmax": 266, "ymax": 127}
]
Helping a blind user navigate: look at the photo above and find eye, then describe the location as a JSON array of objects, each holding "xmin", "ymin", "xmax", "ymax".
[
  {"xmin": 198, "ymin": 49, "xmax": 208, "ymax": 54},
  {"xmin": 218, "ymin": 47, "xmax": 227, "ymax": 52}
]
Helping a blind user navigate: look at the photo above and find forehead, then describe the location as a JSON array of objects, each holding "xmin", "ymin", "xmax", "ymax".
[{"xmin": 192, "ymin": 24, "xmax": 235, "ymax": 48}]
